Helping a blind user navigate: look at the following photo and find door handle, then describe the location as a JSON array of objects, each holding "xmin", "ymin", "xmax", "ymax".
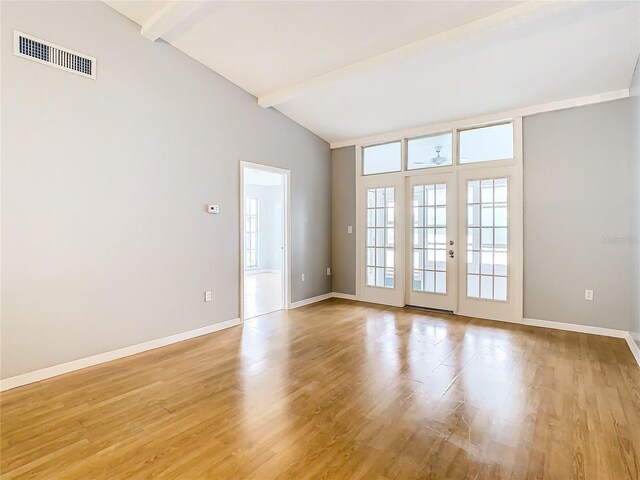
[{"xmin": 448, "ymin": 250, "xmax": 455, "ymax": 259}]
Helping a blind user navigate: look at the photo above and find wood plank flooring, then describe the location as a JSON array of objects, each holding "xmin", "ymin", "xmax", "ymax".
[{"xmin": 1, "ymin": 299, "xmax": 639, "ymax": 479}]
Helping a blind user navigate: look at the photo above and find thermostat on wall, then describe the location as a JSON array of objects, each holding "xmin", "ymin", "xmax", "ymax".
[{"xmin": 207, "ymin": 205, "xmax": 220, "ymax": 214}]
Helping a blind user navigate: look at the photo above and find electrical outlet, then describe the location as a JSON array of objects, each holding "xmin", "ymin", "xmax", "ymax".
[
  {"xmin": 327, "ymin": 268, "xmax": 331, "ymax": 276},
  {"xmin": 301, "ymin": 274, "xmax": 305, "ymax": 282},
  {"xmin": 347, "ymin": 225, "xmax": 353, "ymax": 234},
  {"xmin": 584, "ymin": 289, "xmax": 593, "ymax": 301},
  {"xmin": 205, "ymin": 291, "xmax": 212, "ymax": 302}
]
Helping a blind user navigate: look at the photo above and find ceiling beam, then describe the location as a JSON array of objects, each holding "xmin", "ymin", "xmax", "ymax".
[
  {"xmin": 140, "ymin": 1, "xmax": 206, "ymax": 42},
  {"xmin": 257, "ymin": 1, "xmax": 558, "ymax": 109}
]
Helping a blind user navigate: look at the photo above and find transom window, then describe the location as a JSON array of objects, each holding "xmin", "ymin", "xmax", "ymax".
[
  {"xmin": 361, "ymin": 121, "xmax": 514, "ymax": 175},
  {"xmin": 459, "ymin": 123, "xmax": 514, "ymax": 164},
  {"xmin": 365, "ymin": 187, "xmax": 395, "ymax": 288},
  {"xmin": 362, "ymin": 142, "xmax": 401, "ymax": 175},
  {"xmin": 407, "ymin": 132, "xmax": 453, "ymax": 170}
]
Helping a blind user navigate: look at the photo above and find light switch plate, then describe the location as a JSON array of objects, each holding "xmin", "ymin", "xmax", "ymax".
[
  {"xmin": 347, "ymin": 225, "xmax": 353, "ymax": 234},
  {"xmin": 584, "ymin": 289, "xmax": 593, "ymax": 301},
  {"xmin": 205, "ymin": 291, "xmax": 212, "ymax": 302}
]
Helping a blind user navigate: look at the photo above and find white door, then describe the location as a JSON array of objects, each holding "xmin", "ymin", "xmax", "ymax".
[
  {"xmin": 406, "ymin": 172, "xmax": 458, "ymax": 311},
  {"xmin": 359, "ymin": 174, "xmax": 405, "ymax": 307},
  {"xmin": 457, "ymin": 166, "xmax": 522, "ymax": 323}
]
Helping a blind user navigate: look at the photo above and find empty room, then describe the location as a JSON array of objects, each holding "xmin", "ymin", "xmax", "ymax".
[{"xmin": 1, "ymin": 1, "xmax": 639, "ymax": 479}]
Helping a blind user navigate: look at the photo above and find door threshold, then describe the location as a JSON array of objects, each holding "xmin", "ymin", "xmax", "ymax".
[{"xmin": 404, "ymin": 304, "xmax": 454, "ymax": 315}]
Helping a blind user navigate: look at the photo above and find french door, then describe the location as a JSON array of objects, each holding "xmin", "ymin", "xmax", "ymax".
[
  {"xmin": 358, "ymin": 166, "xmax": 522, "ymax": 323},
  {"xmin": 456, "ymin": 166, "xmax": 522, "ymax": 323},
  {"xmin": 406, "ymin": 172, "xmax": 457, "ymax": 311},
  {"xmin": 358, "ymin": 174, "xmax": 405, "ymax": 307}
]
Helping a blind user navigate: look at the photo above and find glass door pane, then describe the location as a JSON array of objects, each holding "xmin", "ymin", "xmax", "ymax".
[
  {"xmin": 466, "ymin": 178, "xmax": 508, "ymax": 301},
  {"xmin": 412, "ymin": 183, "xmax": 447, "ymax": 294},
  {"xmin": 365, "ymin": 187, "xmax": 395, "ymax": 288}
]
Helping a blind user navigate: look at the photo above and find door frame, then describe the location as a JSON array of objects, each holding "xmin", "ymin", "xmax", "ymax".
[
  {"xmin": 239, "ymin": 161, "xmax": 291, "ymax": 322},
  {"xmin": 355, "ymin": 117, "xmax": 523, "ymax": 323}
]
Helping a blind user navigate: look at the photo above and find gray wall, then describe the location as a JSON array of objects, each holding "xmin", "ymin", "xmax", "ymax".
[
  {"xmin": 244, "ymin": 184, "xmax": 283, "ymax": 272},
  {"xmin": 330, "ymin": 101, "xmax": 634, "ymax": 331},
  {"xmin": 524, "ymin": 98, "xmax": 631, "ymax": 330},
  {"xmin": 331, "ymin": 147, "xmax": 356, "ymax": 295},
  {"xmin": 630, "ymin": 57, "xmax": 640, "ymax": 347},
  {"xmin": 1, "ymin": 1, "xmax": 331, "ymax": 379}
]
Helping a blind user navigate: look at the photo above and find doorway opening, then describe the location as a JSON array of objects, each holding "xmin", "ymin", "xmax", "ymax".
[{"xmin": 240, "ymin": 162, "xmax": 290, "ymax": 320}]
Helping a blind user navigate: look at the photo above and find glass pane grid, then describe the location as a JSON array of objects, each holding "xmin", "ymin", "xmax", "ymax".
[
  {"xmin": 245, "ymin": 198, "xmax": 258, "ymax": 268},
  {"xmin": 413, "ymin": 183, "xmax": 446, "ymax": 294},
  {"xmin": 366, "ymin": 187, "xmax": 395, "ymax": 288},
  {"xmin": 466, "ymin": 178, "xmax": 508, "ymax": 301}
]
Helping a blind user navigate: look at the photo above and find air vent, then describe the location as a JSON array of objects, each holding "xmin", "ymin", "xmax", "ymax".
[{"xmin": 14, "ymin": 31, "xmax": 96, "ymax": 79}]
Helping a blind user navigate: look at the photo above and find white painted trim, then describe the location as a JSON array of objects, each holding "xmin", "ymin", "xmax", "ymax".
[
  {"xmin": 332, "ymin": 292, "xmax": 358, "ymax": 300},
  {"xmin": 523, "ymin": 317, "xmax": 627, "ymax": 338},
  {"xmin": 624, "ymin": 333, "xmax": 640, "ymax": 367},
  {"xmin": 330, "ymin": 89, "xmax": 629, "ymax": 149},
  {"xmin": 0, "ymin": 318, "xmax": 241, "ymax": 392},
  {"xmin": 240, "ymin": 161, "xmax": 291, "ymax": 321},
  {"xmin": 290, "ymin": 293, "xmax": 333, "ymax": 309},
  {"xmin": 258, "ymin": 1, "xmax": 552, "ymax": 109},
  {"xmin": 141, "ymin": 2, "xmax": 207, "ymax": 41}
]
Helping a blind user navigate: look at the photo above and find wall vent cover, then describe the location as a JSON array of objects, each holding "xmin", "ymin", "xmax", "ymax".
[{"xmin": 14, "ymin": 31, "xmax": 96, "ymax": 79}]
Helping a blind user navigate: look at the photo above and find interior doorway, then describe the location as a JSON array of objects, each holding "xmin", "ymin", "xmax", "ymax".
[{"xmin": 240, "ymin": 162, "xmax": 290, "ymax": 320}]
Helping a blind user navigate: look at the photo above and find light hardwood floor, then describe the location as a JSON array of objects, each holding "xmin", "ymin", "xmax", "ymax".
[{"xmin": 1, "ymin": 299, "xmax": 639, "ymax": 479}]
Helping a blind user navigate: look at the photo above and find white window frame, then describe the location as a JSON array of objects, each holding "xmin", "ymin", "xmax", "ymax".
[
  {"xmin": 355, "ymin": 115, "xmax": 523, "ymax": 323},
  {"xmin": 245, "ymin": 198, "xmax": 259, "ymax": 269}
]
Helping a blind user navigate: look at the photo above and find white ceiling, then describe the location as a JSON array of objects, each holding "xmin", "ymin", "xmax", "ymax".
[{"xmin": 106, "ymin": 1, "xmax": 640, "ymax": 146}]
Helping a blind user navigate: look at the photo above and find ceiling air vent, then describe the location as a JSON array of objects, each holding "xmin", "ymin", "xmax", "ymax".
[{"xmin": 14, "ymin": 31, "xmax": 96, "ymax": 80}]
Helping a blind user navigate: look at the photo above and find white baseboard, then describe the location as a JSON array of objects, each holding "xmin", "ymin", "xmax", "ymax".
[
  {"xmin": 290, "ymin": 293, "xmax": 333, "ymax": 309},
  {"xmin": 522, "ymin": 317, "xmax": 628, "ymax": 338},
  {"xmin": 332, "ymin": 292, "xmax": 358, "ymax": 300},
  {"xmin": 0, "ymin": 318, "xmax": 241, "ymax": 392},
  {"xmin": 625, "ymin": 333, "xmax": 640, "ymax": 367},
  {"xmin": 524, "ymin": 317, "xmax": 640, "ymax": 368}
]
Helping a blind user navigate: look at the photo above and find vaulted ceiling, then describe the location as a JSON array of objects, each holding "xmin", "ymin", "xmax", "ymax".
[{"xmin": 106, "ymin": 1, "xmax": 639, "ymax": 146}]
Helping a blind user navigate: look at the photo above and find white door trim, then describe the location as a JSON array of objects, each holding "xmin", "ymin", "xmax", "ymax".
[{"xmin": 239, "ymin": 161, "xmax": 291, "ymax": 321}]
